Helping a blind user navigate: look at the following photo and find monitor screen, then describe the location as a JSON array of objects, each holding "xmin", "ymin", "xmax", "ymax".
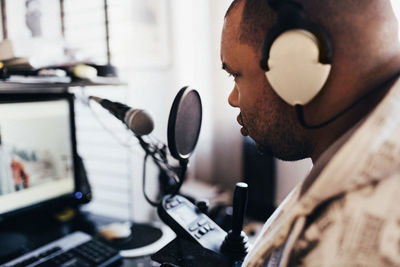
[{"xmin": 0, "ymin": 93, "xmax": 76, "ymax": 216}]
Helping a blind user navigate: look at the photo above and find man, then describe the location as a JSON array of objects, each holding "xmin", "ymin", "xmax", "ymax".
[{"xmin": 221, "ymin": 0, "xmax": 400, "ymax": 266}]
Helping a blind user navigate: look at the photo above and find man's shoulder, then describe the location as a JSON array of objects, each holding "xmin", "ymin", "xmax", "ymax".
[{"xmin": 290, "ymin": 170, "xmax": 400, "ymax": 267}]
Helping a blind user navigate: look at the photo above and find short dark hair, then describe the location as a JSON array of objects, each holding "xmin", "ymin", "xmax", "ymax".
[
  {"xmin": 239, "ymin": 0, "xmax": 274, "ymax": 51},
  {"xmin": 225, "ymin": 0, "xmax": 274, "ymax": 52}
]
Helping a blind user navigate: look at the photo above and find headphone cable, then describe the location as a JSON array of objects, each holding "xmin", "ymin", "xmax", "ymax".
[{"xmin": 295, "ymin": 71, "xmax": 400, "ymax": 129}]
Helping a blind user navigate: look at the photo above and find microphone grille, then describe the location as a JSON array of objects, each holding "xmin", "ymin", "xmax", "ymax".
[{"xmin": 125, "ymin": 109, "xmax": 154, "ymax": 136}]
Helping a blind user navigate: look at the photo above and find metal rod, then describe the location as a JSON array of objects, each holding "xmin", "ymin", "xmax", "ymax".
[
  {"xmin": 1, "ymin": 0, "xmax": 8, "ymax": 39},
  {"xmin": 60, "ymin": 0, "xmax": 65, "ymax": 38},
  {"xmin": 104, "ymin": 0, "xmax": 111, "ymax": 64}
]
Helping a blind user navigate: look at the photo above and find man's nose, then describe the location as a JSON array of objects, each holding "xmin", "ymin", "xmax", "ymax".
[{"xmin": 228, "ymin": 85, "xmax": 239, "ymax": 107}]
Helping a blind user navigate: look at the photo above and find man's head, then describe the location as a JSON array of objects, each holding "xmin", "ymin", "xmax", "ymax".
[{"xmin": 221, "ymin": 0, "xmax": 400, "ymax": 161}]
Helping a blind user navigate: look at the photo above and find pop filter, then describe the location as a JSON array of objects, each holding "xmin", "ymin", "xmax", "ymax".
[
  {"xmin": 166, "ymin": 87, "xmax": 202, "ymax": 194},
  {"xmin": 167, "ymin": 86, "xmax": 202, "ymax": 162}
]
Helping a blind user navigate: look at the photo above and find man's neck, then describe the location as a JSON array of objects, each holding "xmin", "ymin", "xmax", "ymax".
[{"xmin": 310, "ymin": 68, "xmax": 400, "ymax": 162}]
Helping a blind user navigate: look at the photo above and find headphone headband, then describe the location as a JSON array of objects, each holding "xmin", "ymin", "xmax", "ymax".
[
  {"xmin": 260, "ymin": 0, "xmax": 332, "ymax": 71},
  {"xmin": 260, "ymin": 0, "xmax": 333, "ymax": 106}
]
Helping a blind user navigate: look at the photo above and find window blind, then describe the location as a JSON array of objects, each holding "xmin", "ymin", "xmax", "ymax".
[{"xmin": 63, "ymin": 0, "xmax": 133, "ymax": 219}]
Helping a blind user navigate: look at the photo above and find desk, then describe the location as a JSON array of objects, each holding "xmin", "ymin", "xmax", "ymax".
[
  {"xmin": 0, "ymin": 208, "xmax": 170, "ymax": 266},
  {"xmin": 0, "ymin": 207, "xmax": 251, "ymax": 266}
]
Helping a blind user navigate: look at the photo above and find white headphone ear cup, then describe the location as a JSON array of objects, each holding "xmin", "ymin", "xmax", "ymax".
[{"xmin": 265, "ymin": 29, "xmax": 331, "ymax": 106}]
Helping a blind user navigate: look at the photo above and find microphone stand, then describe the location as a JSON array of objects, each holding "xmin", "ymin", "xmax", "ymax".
[{"xmin": 175, "ymin": 158, "xmax": 188, "ymax": 194}]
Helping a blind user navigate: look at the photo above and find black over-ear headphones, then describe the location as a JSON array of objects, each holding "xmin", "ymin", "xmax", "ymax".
[{"xmin": 261, "ymin": 0, "xmax": 333, "ymax": 107}]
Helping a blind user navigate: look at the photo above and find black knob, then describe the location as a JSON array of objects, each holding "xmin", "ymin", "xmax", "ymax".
[
  {"xmin": 196, "ymin": 199, "xmax": 209, "ymax": 215},
  {"xmin": 220, "ymin": 182, "xmax": 249, "ymax": 262},
  {"xmin": 232, "ymin": 182, "xmax": 248, "ymax": 235}
]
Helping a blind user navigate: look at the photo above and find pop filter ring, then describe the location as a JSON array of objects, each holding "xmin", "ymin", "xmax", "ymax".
[
  {"xmin": 167, "ymin": 86, "xmax": 202, "ymax": 194},
  {"xmin": 167, "ymin": 87, "xmax": 202, "ymax": 160}
]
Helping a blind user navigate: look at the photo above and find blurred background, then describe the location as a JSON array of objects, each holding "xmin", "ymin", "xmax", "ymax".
[{"xmin": 1, "ymin": 0, "xmax": 398, "ymax": 224}]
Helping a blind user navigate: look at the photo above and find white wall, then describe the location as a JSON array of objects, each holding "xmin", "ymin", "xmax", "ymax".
[
  {"xmin": 120, "ymin": 0, "xmax": 243, "ymax": 222},
  {"xmin": 169, "ymin": 0, "xmax": 242, "ymax": 189},
  {"xmin": 392, "ymin": 0, "xmax": 400, "ymax": 24}
]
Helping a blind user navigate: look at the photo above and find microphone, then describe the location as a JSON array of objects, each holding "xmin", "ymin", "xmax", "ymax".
[{"xmin": 89, "ymin": 96, "xmax": 154, "ymax": 136}]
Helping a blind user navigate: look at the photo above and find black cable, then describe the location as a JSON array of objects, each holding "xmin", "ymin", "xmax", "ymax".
[
  {"xmin": 142, "ymin": 152, "xmax": 159, "ymax": 207},
  {"xmin": 139, "ymin": 136, "xmax": 182, "ymax": 206},
  {"xmin": 296, "ymin": 71, "xmax": 400, "ymax": 129}
]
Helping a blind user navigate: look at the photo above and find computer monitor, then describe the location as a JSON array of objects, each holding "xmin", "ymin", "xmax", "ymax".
[{"xmin": 0, "ymin": 92, "xmax": 78, "ymax": 218}]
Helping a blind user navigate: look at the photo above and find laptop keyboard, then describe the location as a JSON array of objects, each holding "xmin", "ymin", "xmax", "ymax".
[{"xmin": 2, "ymin": 231, "xmax": 121, "ymax": 267}]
